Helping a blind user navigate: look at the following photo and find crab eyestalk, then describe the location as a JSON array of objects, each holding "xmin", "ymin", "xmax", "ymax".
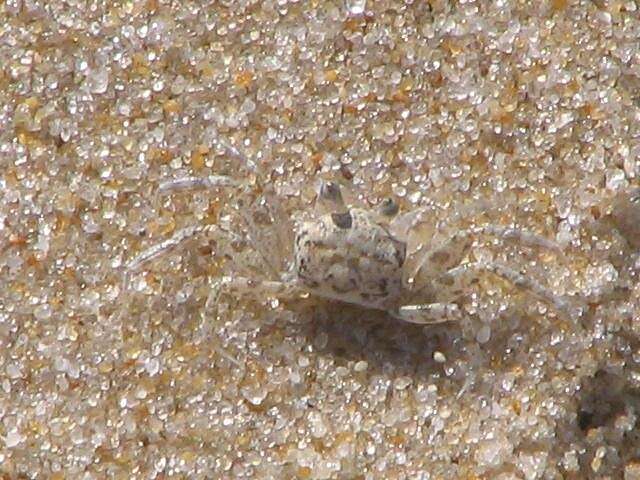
[
  {"xmin": 316, "ymin": 181, "xmax": 348, "ymax": 215},
  {"xmin": 378, "ymin": 198, "xmax": 399, "ymax": 218}
]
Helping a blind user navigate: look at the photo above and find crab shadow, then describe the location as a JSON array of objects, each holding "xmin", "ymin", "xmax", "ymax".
[
  {"xmin": 273, "ymin": 298, "xmax": 570, "ymax": 387},
  {"xmin": 280, "ymin": 300, "xmax": 469, "ymax": 382}
]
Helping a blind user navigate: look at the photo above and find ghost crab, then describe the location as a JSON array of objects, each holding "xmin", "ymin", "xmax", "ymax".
[{"xmin": 126, "ymin": 142, "xmax": 574, "ymax": 324}]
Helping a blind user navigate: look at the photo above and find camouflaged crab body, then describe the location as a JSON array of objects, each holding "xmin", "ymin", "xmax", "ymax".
[
  {"xmin": 293, "ymin": 207, "xmax": 409, "ymax": 312},
  {"xmin": 127, "ymin": 174, "xmax": 574, "ymax": 323}
]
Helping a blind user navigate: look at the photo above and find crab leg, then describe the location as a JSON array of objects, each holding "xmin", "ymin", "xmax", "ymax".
[
  {"xmin": 157, "ymin": 136, "xmax": 251, "ymax": 194},
  {"xmin": 394, "ymin": 303, "xmax": 462, "ymax": 324},
  {"xmin": 444, "ymin": 261, "xmax": 577, "ymax": 316},
  {"xmin": 209, "ymin": 275, "xmax": 304, "ymax": 304},
  {"xmin": 469, "ymin": 225, "xmax": 561, "ymax": 251},
  {"xmin": 126, "ymin": 224, "xmax": 239, "ymax": 271},
  {"xmin": 158, "ymin": 175, "xmax": 239, "ymax": 193},
  {"xmin": 408, "ymin": 225, "xmax": 561, "ymax": 284}
]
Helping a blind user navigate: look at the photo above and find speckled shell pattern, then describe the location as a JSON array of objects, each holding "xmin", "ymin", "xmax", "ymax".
[{"xmin": 294, "ymin": 208, "xmax": 406, "ymax": 310}]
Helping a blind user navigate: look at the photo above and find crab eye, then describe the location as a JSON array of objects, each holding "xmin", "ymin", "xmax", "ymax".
[
  {"xmin": 379, "ymin": 198, "xmax": 399, "ymax": 217},
  {"xmin": 331, "ymin": 212, "xmax": 353, "ymax": 229}
]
